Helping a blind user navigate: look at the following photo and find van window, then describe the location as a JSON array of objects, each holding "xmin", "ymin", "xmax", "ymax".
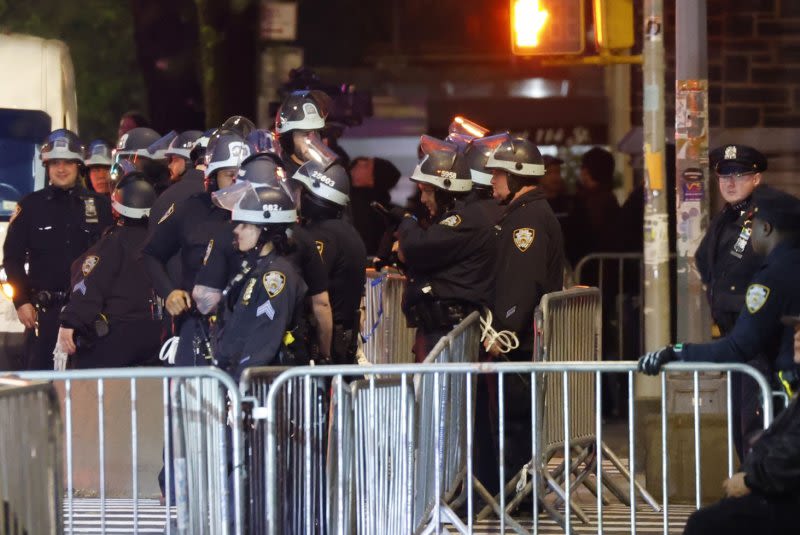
[{"xmin": 0, "ymin": 109, "xmax": 51, "ymax": 221}]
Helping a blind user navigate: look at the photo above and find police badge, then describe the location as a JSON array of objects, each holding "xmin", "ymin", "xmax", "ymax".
[
  {"xmin": 512, "ymin": 228, "xmax": 535, "ymax": 252},
  {"xmin": 724, "ymin": 145, "xmax": 737, "ymax": 160},
  {"xmin": 263, "ymin": 271, "xmax": 286, "ymax": 298},
  {"xmin": 439, "ymin": 214, "xmax": 462, "ymax": 227},
  {"xmin": 82, "ymin": 255, "xmax": 100, "ymax": 276},
  {"xmin": 745, "ymin": 284, "xmax": 770, "ymax": 314}
]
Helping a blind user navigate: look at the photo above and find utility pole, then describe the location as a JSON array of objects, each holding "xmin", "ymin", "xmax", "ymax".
[
  {"xmin": 640, "ymin": 0, "xmax": 670, "ymax": 401},
  {"xmin": 675, "ymin": 0, "xmax": 711, "ymax": 343}
]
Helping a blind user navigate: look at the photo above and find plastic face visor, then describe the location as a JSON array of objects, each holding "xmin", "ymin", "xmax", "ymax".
[
  {"xmin": 448, "ymin": 116, "xmax": 489, "ymax": 139},
  {"xmin": 146, "ymin": 130, "xmax": 178, "ymax": 160},
  {"xmin": 212, "ymin": 180, "xmax": 295, "ymax": 212}
]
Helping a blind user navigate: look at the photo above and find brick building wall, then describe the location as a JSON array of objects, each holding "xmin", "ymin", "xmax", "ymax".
[{"xmin": 631, "ymin": 0, "xmax": 800, "ymax": 193}]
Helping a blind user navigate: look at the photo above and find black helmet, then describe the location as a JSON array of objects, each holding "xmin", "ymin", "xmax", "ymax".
[
  {"xmin": 204, "ymin": 130, "xmax": 251, "ymax": 178},
  {"xmin": 111, "ymin": 171, "xmax": 157, "ymax": 220},
  {"xmin": 463, "ymin": 137, "xmax": 497, "ymax": 188},
  {"xmin": 164, "ymin": 130, "xmax": 203, "ymax": 161},
  {"xmin": 243, "ymin": 129, "xmax": 283, "ymax": 164},
  {"xmin": 483, "ymin": 134, "xmax": 544, "ymax": 178},
  {"xmin": 146, "ymin": 130, "xmax": 178, "ymax": 161},
  {"xmin": 410, "ymin": 147, "xmax": 472, "ymax": 193},
  {"xmin": 41, "ymin": 129, "xmax": 84, "ymax": 163},
  {"xmin": 213, "ymin": 156, "xmax": 290, "ymax": 209},
  {"xmin": 220, "ymin": 115, "xmax": 256, "ymax": 138},
  {"xmin": 84, "ymin": 140, "xmax": 113, "ymax": 167},
  {"xmin": 109, "ymin": 159, "xmax": 138, "ymax": 186},
  {"xmin": 190, "ymin": 128, "xmax": 216, "ymax": 167},
  {"xmin": 275, "ymin": 90, "xmax": 328, "ymax": 134},
  {"xmin": 229, "ymin": 184, "xmax": 297, "ymax": 225},
  {"xmin": 292, "ymin": 160, "xmax": 350, "ymax": 209},
  {"xmin": 114, "ymin": 127, "xmax": 161, "ymax": 159}
]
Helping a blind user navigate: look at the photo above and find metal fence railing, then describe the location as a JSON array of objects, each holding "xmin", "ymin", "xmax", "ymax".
[
  {"xmin": 361, "ymin": 268, "xmax": 416, "ymax": 364},
  {"xmin": 8, "ymin": 368, "xmax": 244, "ymax": 535},
  {"xmin": 261, "ymin": 361, "xmax": 773, "ymax": 535},
  {"xmin": 0, "ymin": 378, "xmax": 62, "ymax": 535}
]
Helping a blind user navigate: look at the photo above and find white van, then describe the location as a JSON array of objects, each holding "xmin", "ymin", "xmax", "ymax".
[{"xmin": 0, "ymin": 33, "xmax": 78, "ymax": 368}]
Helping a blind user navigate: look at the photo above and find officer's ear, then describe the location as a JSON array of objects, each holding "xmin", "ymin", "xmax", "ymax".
[{"xmin": 753, "ymin": 172, "xmax": 763, "ymax": 187}]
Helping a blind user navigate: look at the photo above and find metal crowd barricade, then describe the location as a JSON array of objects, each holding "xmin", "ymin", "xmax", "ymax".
[
  {"xmin": 9, "ymin": 367, "xmax": 244, "ymax": 535},
  {"xmin": 263, "ymin": 361, "xmax": 774, "ymax": 535},
  {"xmin": 414, "ymin": 312, "xmax": 481, "ymax": 533},
  {"xmin": 0, "ymin": 378, "xmax": 62, "ymax": 535},
  {"xmin": 239, "ymin": 367, "xmax": 328, "ymax": 535},
  {"xmin": 362, "ymin": 268, "xmax": 416, "ymax": 364}
]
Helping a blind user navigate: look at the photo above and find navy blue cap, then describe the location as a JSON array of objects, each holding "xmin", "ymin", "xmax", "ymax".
[
  {"xmin": 710, "ymin": 144, "xmax": 767, "ymax": 175},
  {"xmin": 752, "ymin": 185, "xmax": 800, "ymax": 230}
]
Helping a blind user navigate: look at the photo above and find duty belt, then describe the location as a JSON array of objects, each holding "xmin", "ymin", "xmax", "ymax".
[
  {"xmin": 32, "ymin": 290, "xmax": 69, "ymax": 312},
  {"xmin": 406, "ymin": 300, "xmax": 477, "ymax": 331}
]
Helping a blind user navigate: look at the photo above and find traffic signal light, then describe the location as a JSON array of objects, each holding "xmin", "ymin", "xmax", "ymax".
[
  {"xmin": 593, "ymin": 0, "xmax": 634, "ymax": 50},
  {"xmin": 511, "ymin": 0, "xmax": 585, "ymax": 56}
]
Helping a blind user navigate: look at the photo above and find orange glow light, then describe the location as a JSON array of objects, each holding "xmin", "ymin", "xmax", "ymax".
[{"xmin": 513, "ymin": 0, "xmax": 549, "ymax": 48}]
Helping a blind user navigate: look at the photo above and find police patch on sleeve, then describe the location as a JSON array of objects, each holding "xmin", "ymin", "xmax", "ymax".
[
  {"xmin": 158, "ymin": 203, "xmax": 175, "ymax": 224},
  {"xmin": 745, "ymin": 284, "xmax": 770, "ymax": 314},
  {"xmin": 315, "ymin": 240, "xmax": 324, "ymax": 257},
  {"xmin": 263, "ymin": 271, "xmax": 286, "ymax": 298},
  {"xmin": 203, "ymin": 239, "xmax": 214, "ymax": 266},
  {"xmin": 513, "ymin": 228, "xmax": 535, "ymax": 252},
  {"xmin": 81, "ymin": 255, "xmax": 100, "ymax": 276},
  {"xmin": 439, "ymin": 214, "xmax": 462, "ymax": 227}
]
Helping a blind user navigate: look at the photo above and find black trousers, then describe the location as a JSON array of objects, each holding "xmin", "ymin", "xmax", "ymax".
[
  {"xmin": 25, "ymin": 307, "xmax": 61, "ymax": 370},
  {"xmin": 683, "ymin": 493, "xmax": 798, "ymax": 535}
]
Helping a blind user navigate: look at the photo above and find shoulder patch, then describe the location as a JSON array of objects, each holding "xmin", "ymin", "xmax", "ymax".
[
  {"xmin": 745, "ymin": 284, "xmax": 770, "ymax": 314},
  {"xmin": 8, "ymin": 205, "xmax": 20, "ymax": 224},
  {"xmin": 203, "ymin": 239, "xmax": 214, "ymax": 266},
  {"xmin": 158, "ymin": 203, "xmax": 175, "ymax": 224},
  {"xmin": 82, "ymin": 255, "xmax": 100, "ymax": 276},
  {"xmin": 513, "ymin": 228, "xmax": 535, "ymax": 252},
  {"xmin": 315, "ymin": 240, "xmax": 324, "ymax": 257},
  {"xmin": 439, "ymin": 214, "xmax": 462, "ymax": 228},
  {"xmin": 263, "ymin": 271, "xmax": 286, "ymax": 298}
]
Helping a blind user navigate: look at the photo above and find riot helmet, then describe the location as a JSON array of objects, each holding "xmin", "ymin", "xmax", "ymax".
[
  {"xmin": 293, "ymin": 160, "xmax": 350, "ymax": 220},
  {"xmin": 483, "ymin": 134, "xmax": 545, "ymax": 202},
  {"xmin": 109, "ymin": 159, "xmax": 138, "ymax": 186},
  {"xmin": 114, "ymin": 127, "xmax": 161, "ymax": 160},
  {"xmin": 146, "ymin": 130, "xmax": 178, "ymax": 161},
  {"xmin": 164, "ymin": 130, "xmax": 203, "ymax": 161},
  {"xmin": 243, "ymin": 129, "xmax": 283, "ymax": 165},
  {"xmin": 411, "ymin": 147, "xmax": 472, "ymax": 193},
  {"xmin": 274, "ymin": 90, "xmax": 328, "ymax": 134},
  {"xmin": 229, "ymin": 183, "xmax": 297, "ymax": 226},
  {"xmin": 445, "ymin": 116, "xmax": 488, "ymax": 149},
  {"xmin": 463, "ymin": 136, "xmax": 497, "ymax": 188},
  {"xmin": 204, "ymin": 129, "xmax": 250, "ymax": 192},
  {"xmin": 190, "ymin": 128, "xmax": 216, "ymax": 167},
  {"xmin": 41, "ymin": 129, "xmax": 84, "ymax": 164},
  {"xmin": 111, "ymin": 170, "xmax": 158, "ymax": 220},
  {"xmin": 84, "ymin": 140, "xmax": 113, "ymax": 167},
  {"xmin": 220, "ymin": 115, "xmax": 256, "ymax": 138},
  {"xmin": 212, "ymin": 156, "xmax": 290, "ymax": 210}
]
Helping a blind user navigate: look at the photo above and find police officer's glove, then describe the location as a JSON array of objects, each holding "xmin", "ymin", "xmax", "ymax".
[{"xmin": 637, "ymin": 345, "xmax": 678, "ymax": 375}]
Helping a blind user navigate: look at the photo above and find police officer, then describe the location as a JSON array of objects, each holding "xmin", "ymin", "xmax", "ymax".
[
  {"xmin": 697, "ymin": 144, "xmax": 767, "ymax": 335},
  {"xmin": 213, "ymin": 182, "xmax": 307, "ymax": 379},
  {"xmin": 292, "ymin": 158, "xmax": 367, "ymax": 364},
  {"xmin": 274, "ymin": 90, "xmax": 330, "ymax": 176},
  {"xmin": 639, "ymin": 185, "xmax": 800, "ymax": 449},
  {"xmin": 484, "ymin": 134, "xmax": 565, "ymax": 481},
  {"xmin": 55, "ymin": 170, "xmax": 161, "ymax": 368},
  {"xmin": 143, "ymin": 129, "xmax": 250, "ymax": 365},
  {"xmin": 3, "ymin": 129, "xmax": 113, "ymax": 369},
  {"xmin": 485, "ymin": 134, "xmax": 565, "ymax": 359},
  {"xmin": 193, "ymin": 152, "xmax": 333, "ymax": 361},
  {"xmin": 397, "ymin": 146, "xmax": 495, "ymax": 360},
  {"xmin": 84, "ymin": 140, "xmax": 113, "ymax": 196},
  {"xmin": 113, "ymin": 126, "xmax": 170, "ymax": 193},
  {"xmin": 164, "ymin": 130, "xmax": 203, "ymax": 183}
]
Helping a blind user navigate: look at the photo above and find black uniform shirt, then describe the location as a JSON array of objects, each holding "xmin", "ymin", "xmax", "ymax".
[
  {"xmin": 397, "ymin": 198, "xmax": 495, "ymax": 308},
  {"xmin": 148, "ymin": 169, "xmax": 205, "ymax": 234},
  {"xmin": 60, "ymin": 224, "xmax": 154, "ymax": 330},
  {"xmin": 743, "ymin": 394, "xmax": 800, "ymax": 499},
  {"xmin": 303, "ymin": 217, "xmax": 367, "ymax": 328},
  {"xmin": 695, "ymin": 197, "xmax": 763, "ymax": 333},
  {"xmin": 195, "ymin": 223, "xmax": 329, "ymax": 297},
  {"xmin": 3, "ymin": 185, "xmax": 113, "ymax": 308},
  {"xmin": 464, "ymin": 191, "xmax": 504, "ymax": 225},
  {"xmin": 680, "ymin": 241, "xmax": 800, "ymax": 373},
  {"xmin": 142, "ymin": 192, "xmax": 230, "ymax": 298},
  {"xmin": 492, "ymin": 188, "xmax": 565, "ymax": 348},
  {"xmin": 217, "ymin": 250, "xmax": 307, "ymax": 377}
]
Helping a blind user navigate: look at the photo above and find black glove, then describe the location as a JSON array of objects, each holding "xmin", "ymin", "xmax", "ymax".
[{"xmin": 637, "ymin": 345, "xmax": 678, "ymax": 375}]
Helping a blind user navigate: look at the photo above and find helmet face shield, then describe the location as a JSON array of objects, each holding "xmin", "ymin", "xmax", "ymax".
[
  {"xmin": 146, "ymin": 130, "xmax": 178, "ymax": 160},
  {"xmin": 295, "ymin": 131, "xmax": 338, "ymax": 166},
  {"xmin": 212, "ymin": 180, "xmax": 254, "ymax": 211},
  {"xmin": 419, "ymin": 135, "xmax": 457, "ymax": 158},
  {"xmin": 84, "ymin": 140, "xmax": 113, "ymax": 167},
  {"xmin": 448, "ymin": 116, "xmax": 489, "ymax": 140}
]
